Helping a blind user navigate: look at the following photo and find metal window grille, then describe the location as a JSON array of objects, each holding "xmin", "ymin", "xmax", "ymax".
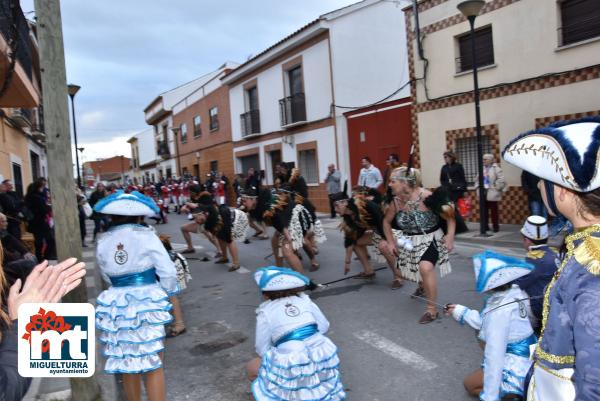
[
  {"xmin": 298, "ymin": 149, "xmax": 318, "ymax": 184},
  {"xmin": 456, "ymin": 26, "xmax": 494, "ymax": 72},
  {"xmin": 455, "ymin": 136, "xmax": 492, "ymax": 186},
  {"xmin": 559, "ymin": 0, "xmax": 600, "ymax": 46}
]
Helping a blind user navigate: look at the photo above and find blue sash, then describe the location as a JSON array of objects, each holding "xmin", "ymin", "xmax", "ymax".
[
  {"xmin": 274, "ymin": 324, "xmax": 318, "ymax": 347},
  {"xmin": 110, "ymin": 268, "xmax": 157, "ymax": 287},
  {"xmin": 506, "ymin": 334, "xmax": 537, "ymax": 358}
]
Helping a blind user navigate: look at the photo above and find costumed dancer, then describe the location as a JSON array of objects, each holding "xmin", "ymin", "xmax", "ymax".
[
  {"xmin": 159, "ymin": 234, "xmax": 192, "ymax": 338},
  {"xmin": 446, "ymin": 251, "xmax": 536, "ymax": 401},
  {"xmin": 263, "ymin": 188, "xmax": 326, "ymax": 274},
  {"xmin": 502, "ymin": 117, "xmax": 600, "ymax": 401},
  {"xmin": 513, "ymin": 216, "xmax": 558, "ymax": 334},
  {"xmin": 93, "ymin": 191, "xmax": 179, "ymax": 401},
  {"xmin": 379, "ymin": 167, "xmax": 455, "ymax": 324},
  {"xmin": 246, "ymin": 266, "xmax": 346, "ymax": 401},
  {"xmin": 192, "ymin": 200, "xmax": 249, "ymax": 272},
  {"xmin": 179, "ymin": 187, "xmax": 222, "ymax": 257},
  {"xmin": 240, "ymin": 186, "xmax": 271, "ymax": 240},
  {"xmin": 331, "ymin": 190, "xmax": 399, "ymax": 282}
]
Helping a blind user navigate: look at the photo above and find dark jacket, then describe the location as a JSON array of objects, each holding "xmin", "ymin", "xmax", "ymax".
[
  {"xmin": 24, "ymin": 192, "xmax": 51, "ymax": 233},
  {"xmin": 440, "ymin": 162, "xmax": 467, "ymax": 191},
  {"xmin": 0, "ymin": 230, "xmax": 29, "ymax": 263},
  {"xmin": 0, "ymin": 321, "xmax": 32, "ymax": 401},
  {"xmin": 0, "ymin": 192, "xmax": 23, "ymax": 218},
  {"xmin": 521, "ymin": 171, "xmax": 542, "ymax": 202}
]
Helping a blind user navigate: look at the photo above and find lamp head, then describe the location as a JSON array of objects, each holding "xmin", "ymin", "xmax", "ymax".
[
  {"xmin": 457, "ymin": 0, "xmax": 485, "ymax": 18},
  {"xmin": 67, "ymin": 84, "xmax": 81, "ymax": 97}
]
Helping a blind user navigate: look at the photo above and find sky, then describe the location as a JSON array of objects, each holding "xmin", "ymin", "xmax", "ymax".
[{"xmin": 20, "ymin": 0, "xmax": 359, "ymax": 163}]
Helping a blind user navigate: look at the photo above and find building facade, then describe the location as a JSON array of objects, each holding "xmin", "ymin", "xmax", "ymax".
[
  {"xmin": 0, "ymin": 2, "xmax": 47, "ymax": 196},
  {"xmin": 127, "ymin": 128, "xmax": 157, "ymax": 184},
  {"xmin": 144, "ymin": 62, "xmax": 238, "ymax": 181},
  {"xmin": 172, "ymin": 64, "xmax": 237, "ymax": 183},
  {"xmin": 404, "ymin": 0, "xmax": 600, "ymax": 224},
  {"xmin": 83, "ymin": 155, "xmax": 131, "ymax": 187},
  {"xmin": 222, "ymin": 0, "xmax": 411, "ymax": 211}
]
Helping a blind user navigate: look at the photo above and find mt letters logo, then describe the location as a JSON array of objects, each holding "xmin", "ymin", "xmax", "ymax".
[{"xmin": 18, "ymin": 303, "xmax": 95, "ymax": 377}]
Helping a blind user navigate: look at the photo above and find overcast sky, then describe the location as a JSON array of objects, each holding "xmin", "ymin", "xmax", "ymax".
[{"xmin": 21, "ymin": 0, "xmax": 358, "ymax": 162}]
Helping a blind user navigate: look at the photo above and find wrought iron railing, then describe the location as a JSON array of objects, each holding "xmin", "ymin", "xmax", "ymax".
[
  {"xmin": 279, "ymin": 93, "xmax": 306, "ymax": 127},
  {"xmin": 157, "ymin": 140, "xmax": 170, "ymax": 158},
  {"xmin": 241, "ymin": 109, "xmax": 261, "ymax": 137},
  {"xmin": 0, "ymin": 0, "xmax": 33, "ymax": 81}
]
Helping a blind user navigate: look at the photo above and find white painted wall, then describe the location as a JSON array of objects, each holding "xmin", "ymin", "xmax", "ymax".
[
  {"xmin": 416, "ymin": 78, "xmax": 600, "ymax": 187},
  {"xmin": 136, "ymin": 128, "xmax": 155, "ymax": 167},
  {"xmin": 412, "ymin": 0, "xmax": 600, "ymax": 102},
  {"xmin": 229, "ymin": 39, "xmax": 333, "ymax": 141},
  {"xmin": 327, "ymin": 0, "xmax": 411, "ymax": 182}
]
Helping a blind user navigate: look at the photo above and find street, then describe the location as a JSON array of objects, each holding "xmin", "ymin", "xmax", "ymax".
[{"xmin": 120, "ymin": 213, "xmax": 526, "ymax": 401}]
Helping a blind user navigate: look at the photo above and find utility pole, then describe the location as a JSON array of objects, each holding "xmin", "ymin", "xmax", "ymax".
[{"xmin": 34, "ymin": 1, "xmax": 101, "ymax": 400}]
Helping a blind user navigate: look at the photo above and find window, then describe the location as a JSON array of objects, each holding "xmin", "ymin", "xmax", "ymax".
[
  {"xmin": 180, "ymin": 123, "xmax": 187, "ymax": 143},
  {"xmin": 455, "ymin": 136, "xmax": 493, "ymax": 186},
  {"xmin": 209, "ymin": 107, "xmax": 219, "ymax": 131},
  {"xmin": 242, "ymin": 86, "xmax": 261, "ymax": 136},
  {"xmin": 247, "ymin": 86, "xmax": 259, "ymax": 111},
  {"xmin": 298, "ymin": 149, "xmax": 318, "ymax": 184},
  {"xmin": 193, "ymin": 115, "xmax": 202, "ymax": 138},
  {"xmin": 457, "ymin": 26, "xmax": 494, "ymax": 72},
  {"xmin": 288, "ymin": 66, "xmax": 303, "ymax": 96},
  {"xmin": 210, "ymin": 160, "xmax": 218, "ymax": 175},
  {"xmin": 560, "ymin": 0, "xmax": 600, "ymax": 46}
]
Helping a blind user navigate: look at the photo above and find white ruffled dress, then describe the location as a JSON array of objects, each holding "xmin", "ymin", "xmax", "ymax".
[
  {"xmin": 95, "ymin": 224, "xmax": 179, "ymax": 374},
  {"xmin": 252, "ymin": 293, "xmax": 345, "ymax": 401}
]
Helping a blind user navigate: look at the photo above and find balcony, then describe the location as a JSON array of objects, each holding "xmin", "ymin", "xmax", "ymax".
[
  {"xmin": 279, "ymin": 93, "xmax": 306, "ymax": 128},
  {"xmin": 157, "ymin": 140, "xmax": 170, "ymax": 159},
  {"xmin": 0, "ymin": 0, "xmax": 38, "ymax": 107},
  {"xmin": 10, "ymin": 107, "xmax": 32, "ymax": 128},
  {"xmin": 240, "ymin": 109, "xmax": 261, "ymax": 137}
]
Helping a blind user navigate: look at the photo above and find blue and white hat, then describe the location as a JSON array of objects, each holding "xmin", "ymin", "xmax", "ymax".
[
  {"xmin": 254, "ymin": 266, "xmax": 310, "ymax": 292},
  {"xmin": 520, "ymin": 215, "xmax": 548, "ymax": 241},
  {"xmin": 93, "ymin": 190, "xmax": 160, "ymax": 217},
  {"xmin": 473, "ymin": 251, "xmax": 534, "ymax": 293},
  {"xmin": 502, "ymin": 117, "xmax": 600, "ymax": 193}
]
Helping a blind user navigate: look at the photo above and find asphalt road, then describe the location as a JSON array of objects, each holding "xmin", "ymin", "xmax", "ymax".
[{"xmin": 136, "ymin": 212, "xmax": 528, "ymax": 401}]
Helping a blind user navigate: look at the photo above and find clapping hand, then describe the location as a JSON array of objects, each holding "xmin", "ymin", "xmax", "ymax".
[{"xmin": 8, "ymin": 258, "xmax": 86, "ymax": 320}]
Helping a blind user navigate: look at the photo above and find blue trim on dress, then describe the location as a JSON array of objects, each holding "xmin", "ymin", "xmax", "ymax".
[
  {"xmin": 102, "ymin": 348, "xmax": 164, "ymax": 360},
  {"xmin": 96, "ymin": 305, "xmax": 173, "ymax": 320},
  {"xmin": 274, "ymin": 324, "xmax": 318, "ymax": 347},
  {"xmin": 260, "ymin": 362, "xmax": 341, "ymax": 382},
  {"xmin": 99, "ymin": 336, "xmax": 166, "ymax": 346},
  {"xmin": 96, "ymin": 316, "xmax": 173, "ymax": 333},
  {"xmin": 104, "ymin": 363, "xmax": 163, "ymax": 375},
  {"xmin": 95, "ymin": 293, "xmax": 170, "ymax": 307},
  {"xmin": 110, "ymin": 268, "xmax": 157, "ymax": 287},
  {"xmin": 458, "ymin": 308, "xmax": 469, "ymax": 325},
  {"xmin": 253, "ymin": 373, "xmax": 346, "ymax": 401},
  {"xmin": 262, "ymin": 347, "xmax": 339, "ymax": 370}
]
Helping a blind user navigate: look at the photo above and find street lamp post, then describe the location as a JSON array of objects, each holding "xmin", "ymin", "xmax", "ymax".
[
  {"xmin": 67, "ymin": 84, "xmax": 82, "ymax": 188},
  {"xmin": 171, "ymin": 126, "xmax": 182, "ymax": 179},
  {"xmin": 457, "ymin": 0, "xmax": 489, "ymax": 236}
]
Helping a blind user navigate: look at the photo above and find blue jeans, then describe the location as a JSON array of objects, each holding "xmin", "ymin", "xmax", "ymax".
[
  {"xmin": 549, "ymin": 215, "xmax": 573, "ymax": 237},
  {"xmin": 528, "ymin": 200, "xmax": 547, "ymax": 218}
]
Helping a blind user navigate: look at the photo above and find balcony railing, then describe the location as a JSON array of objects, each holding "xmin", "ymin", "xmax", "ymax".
[
  {"xmin": 10, "ymin": 107, "xmax": 32, "ymax": 127},
  {"xmin": 0, "ymin": 0, "xmax": 33, "ymax": 81},
  {"xmin": 240, "ymin": 109, "xmax": 261, "ymax": 137},
  {"xmin": 157, "ymin": 140, "xmax": 170, "ymax": 159},
  {"xmin": 279, "ymin": 93, "xmax": 306, "ymax": 127}
]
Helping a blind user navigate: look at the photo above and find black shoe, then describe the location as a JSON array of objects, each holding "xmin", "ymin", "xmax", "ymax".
[{"xmin": 244, "ymin": 239, "xmax": 251, "ymax": 244}]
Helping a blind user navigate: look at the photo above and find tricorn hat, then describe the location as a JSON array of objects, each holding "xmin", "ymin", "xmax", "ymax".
[
  {"xmin": 254, "ymin": 266, "xmax": 310, "ymax": 291},
  {"xmin": 93, "ymin": 190, "xmax": 159, "ymax": 217},
  {"xmin": 473, "ymin": 251, "xmax": 534, "ymax": 293}
]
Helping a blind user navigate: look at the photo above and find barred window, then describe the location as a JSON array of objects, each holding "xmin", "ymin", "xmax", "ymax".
[
  {"xmin": 456, "ymin": 26, "xmax": 494, "ymax": 72},
  {"xmin": 298, "ymin": 149, "xmax": 318, "ymax": 184},
  {"xmin": 455, "ymin": 136, "xmax": 493, "ymax": 186}
]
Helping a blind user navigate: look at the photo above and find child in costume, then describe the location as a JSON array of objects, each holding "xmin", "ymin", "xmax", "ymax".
[
  {"xmin": 446, "ymin": 251, "xmax": 536, "ymax": 401},
  {"xmin": 246, "ymin": 266, "xmax": 345, "ymax": 401},
  {"xmin": 94, "ymin": 191, "xmax": 179, "ymax": 401},
  {"xmin": 502, "ymin": 117, "xmax": 600, "ymax": 401},
  {"xmin": 513, "ymin": 216, "xmax": 558, "ymax": 334},
  {"xmin": 159, "ymin": 234, "xmax": 191, "ymax": 337}
]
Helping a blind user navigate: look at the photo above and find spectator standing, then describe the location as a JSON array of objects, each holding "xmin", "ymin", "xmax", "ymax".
[
  {"xmin": 324, "ymin": 164, "xmax": 341, "ymax": 218},
  {"xmin": 521, "ymin": 170, "xmax": 547, "ymax": 217},
  {"xmin": 383, "ymin": 153, "xmax": 401, "ymax": 190},
  {"xmin": 439, "ymin": 151, "xmax": 467, "ymax": 203},
  {"xmin": 245, "ymin": 167, "xmax": 260, "ymax": 190},
  {"xmin": 88, "ymin": 183, "xmax": 108, "ymax": 241},
  {"xmin": 24, "ymin": 179, "xmax": 56, "ymax": 261},
  {"xmin": 76, "ymin": 188, "xmax": 89, "ymax": 247},
  {"xmin": 0, "ymin": 179, "xmax": 24, "ymax": 240},
  {"xmin": 0, "ymin": 212, "xmax": 37, "ymax": 286},
  {"xmin": 475, "ymin": 154, "xmax": 507, "ymax": 232},
  {"xmin": 358, "ymin": 156, "xmax": 383, "ymax": 190}
]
